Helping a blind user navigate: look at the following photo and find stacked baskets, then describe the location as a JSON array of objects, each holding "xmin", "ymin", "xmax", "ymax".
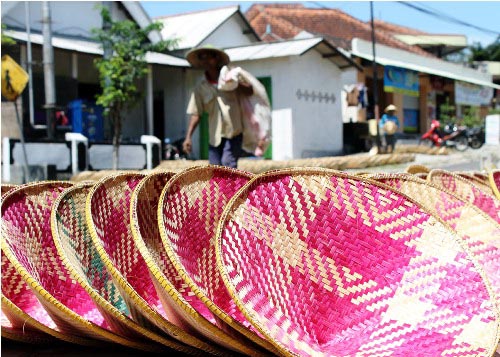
[{"xmin": 1, "ymin": 167, "xmax": 500, "ymax": 357}]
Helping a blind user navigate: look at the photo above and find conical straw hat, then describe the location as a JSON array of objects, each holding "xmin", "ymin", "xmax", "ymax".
[
  {"xmin": 50, "ymin": 182, "xmax": 189, "ymax": 353},
  {"xmin": 85, "ymin": 172, "xmax": 217, "ymax": 355},
  {"xmin": 130, "ymin": 170, "xmax": 261, "ymax": 356},
  {"xmin": 489, "ymin": 169, "xmax": 500, "ymax": 200},
  {"xmin": 216, "ymin": 168, "xmax": 500, "ymax": 357},
  {"xmin": 158, "ymin": 166, "xmax": 279, "ymax": 354},
  {"xmin": 1, "ymin": 181, "xmax": 146, "ymax": 348},
  {"xmin": 428, "ymin": 169, "xmax": 500, "ymax": 225},
  {"xmin": 368, "ymin": 172, "xmax": 500, "ymax": 310}
]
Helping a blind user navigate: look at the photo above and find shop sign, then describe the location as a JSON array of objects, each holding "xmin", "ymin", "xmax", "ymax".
[
  {"xmin": 384, "ymin": 66, "xmax": 419, "ymax": 97},
  {"xmin": 455, "ymin": 81, "xmax": 493, "ymax": 106}
]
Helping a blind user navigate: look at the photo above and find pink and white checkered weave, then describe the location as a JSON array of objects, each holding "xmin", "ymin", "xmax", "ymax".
[{"xmin": 216, "ymin": 169, "xmax": 500, "ymax": 357}]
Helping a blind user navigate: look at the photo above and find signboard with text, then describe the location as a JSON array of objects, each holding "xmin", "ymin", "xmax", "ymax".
[
  {"xmin": 455, "ymin": 81, "xmax": 493, "ymax": 106},
  {"xmin": 384, "ymin": 66, "xmax": 419, "ymax": 97}
]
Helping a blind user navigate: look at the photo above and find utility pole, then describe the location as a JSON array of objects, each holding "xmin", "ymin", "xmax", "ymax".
[
  {"xmin": 42, "ymin": 1, "xmax": 56, "ymax": 139},
  {"xmin": 370, "ymin": 1, "xmax": 382, "ymax": 152}
]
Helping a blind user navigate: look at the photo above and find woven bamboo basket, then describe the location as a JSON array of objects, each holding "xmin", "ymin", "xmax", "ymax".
[
  {"xmin": 129, "ymin": 170, "xmax": 262, "ymax": 356},
  {"xmin": 158, "ymin": 166, "xmax": 279, "ymax": 355},
  {"xmin": 85, "ymin": 172, "xmax": 217, "ymax": 356},
  {"xmin": 428, "ymin": 169, "xmax": 500, "ymax": 225},
  {"xmin": 0, "ymin": 181, "xmax": 147, "ymax": 348},
  {"xmin": 2, "ymin": 184, "xmax": 83, "ymax": 345},
  {"xmin": 368, "ymin": 173, "xmax": 500, "ymax": 309},
  {"xmin": 1, "ymin": 308, "xmax": 57, "ymax": 344},
  {"xmin": 490, "ymin": 169, "xmax": 500, "ymax": 200},
  {"xmin": 215, "ymin": 168, "xmax": 500, "ymax": 357},
  {"xmin": 50, "ymin": 182, "xmax": 191, "ymax": 353},
  {"xmin": 457, "ymin": 172, "xmax": 494, "ymax": 194}
]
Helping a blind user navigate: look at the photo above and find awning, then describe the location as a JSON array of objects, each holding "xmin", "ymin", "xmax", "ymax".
[
  {"xmin": 5, "ymin": 30, "xmax": 189, "ymax": 67},
  {"xmin": 351, "ymin": 38, "xmax": 500, "ymax": 90}
]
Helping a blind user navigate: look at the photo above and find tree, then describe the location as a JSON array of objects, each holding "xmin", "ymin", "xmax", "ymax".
[
  {"xmin": 469, "ymin": 36, "xmax": 500, "ymax": 62},
  {"xmin": 92, "ymin": 7, "xmax": 176, "ymax": 169},
  {"xmin": 1, "ymin": 24, "xmax": 15, "ymax": 45}
]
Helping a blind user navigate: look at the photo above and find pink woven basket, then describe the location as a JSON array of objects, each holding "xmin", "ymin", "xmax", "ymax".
[
  {"xmin": 490, "ymin": 169, "xmax": 500, "ymax": 200},
  {"xmin": 428, "ymin": 169, "xmax": 500, "ymax": 224},
  {"xmin": 158, "ymin": 166, "xmax": 279, "ymax": 354},
  {"xmin": 216, "ymin": 168, "xmax": 500, "ymax": 357},
  {"xmin": 457, "ymin": 172, "xmax": 494, "ymax": 194},
  {"xmin": 85, "ymin": 172, "xmax": 216, "ymax": 355},
  {"xmin": 0, "ymin": 181, "xmax": 156, "ymax": 349},
  {"xmin": 130, "ymin": 170, "xmax": 262, "ymax": 356},
  {"xmin": 1, "ymin": 307, "xmax": 56, "ymax": 344},
  {"xmin": 50, "ymin": 182, "xmax": 186, "ymax": 353},
  {"xmin": 369, "ymin": 173, "xmax": 500, "ymax": 310}
]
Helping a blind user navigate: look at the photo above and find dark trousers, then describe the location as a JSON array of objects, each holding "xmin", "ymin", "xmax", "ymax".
[{"xmin": 208, "ymin": 134, "xmax": 242, "ymax": 168}]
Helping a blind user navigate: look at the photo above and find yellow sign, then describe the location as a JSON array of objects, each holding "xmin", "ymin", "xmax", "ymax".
[{"xmin": 1, "ymin": 54, "xmax": 29, "ymax": 101}]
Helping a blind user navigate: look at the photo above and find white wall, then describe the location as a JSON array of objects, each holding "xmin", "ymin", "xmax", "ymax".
[
  {"xmin": 202, "ymin": 14, "xmax": 258, "ymax": 49},
  {"xmin": 233, "ymin": 50, "xmax": 344, "ymax": 159}
]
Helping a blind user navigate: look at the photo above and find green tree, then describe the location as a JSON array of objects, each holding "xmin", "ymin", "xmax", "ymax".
[
  {"xmin": 469, "ymin": 36, "xmax": 500, "ymax": 62},
  {"xmin": 92, "ymin": 7, "xmax": 176, "ymax": 169},
  {"xmin": 439, "ymin": 97, "xmax": 456, "ymax": 124},
  {"xmin": 1, "ymin": 24, "xmax": 15, "ymax": 45}
]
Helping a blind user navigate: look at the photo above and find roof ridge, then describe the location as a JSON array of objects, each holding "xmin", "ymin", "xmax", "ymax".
[{"xmin": 153, "ymin": 5, "xmax": 238, "ymax": 20}]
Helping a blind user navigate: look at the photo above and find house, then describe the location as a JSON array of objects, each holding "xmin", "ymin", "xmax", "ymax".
[
  {"xmin": 1, "ymin": 1, "xmax": 191, "ymax": 146},
  {"xmin": 245, "ymin": 3, "xmax": 499, "ymax": 134},
  {"xmin": 155, "ymin": 6, "xmax": 360, "ymax": 159}
]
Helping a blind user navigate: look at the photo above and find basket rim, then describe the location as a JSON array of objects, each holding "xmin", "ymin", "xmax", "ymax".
[
  {"xmin": 214, "ymin": 167, "xmax": 500, "ymax": 357},
  {"xmin": 1, "ymin": 321, "xmax": 57, "ymax": 344},
  {"xmin": 157, "ymin": 165, "xmax": 280, "ymax": 354},
  {"xmin": 1, "ymin": 294, "xmax": 98, "ymax": 346},
  {"xmin": 428, "ymin": 169, "xmax": 495, "ymax": 196},
  {"xmin": 50, "ymin": 182, "xmax": 189, "ymax": 353},
  {"xmin": 0, "ymin": 181, "xmax": 153, "ymax": 350},
  {"xmin": 130, "ymin": 170, "xmax": 259, "ymax": 356},
  {"xmin": 404, "ymin": 164, "xmax": 431, "ymax": 174},
  {"xmin": 366, "ymin": 172, "xmax": 500, "ymax": 229},
  {"xmin": 84, "ymin": 172, "xmax": 215, "ymax": 355},
  {"xmin": 489, "ymin": 169, "xmax": 500, "ymax": 200}
]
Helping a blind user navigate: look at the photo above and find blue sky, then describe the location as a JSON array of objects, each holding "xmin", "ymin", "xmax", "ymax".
[{"xmin": 142, "ymin": 1, "xmax": 500, "ymax": 46}]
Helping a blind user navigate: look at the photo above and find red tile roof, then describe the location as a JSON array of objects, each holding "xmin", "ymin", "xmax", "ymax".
[
  {"xmin": 372, "ymin": 19, "xmax": 428, "ymax": 35},
  {"xmin": 245, "ymin": 3, "xmax": 436, "ymax": 58}
]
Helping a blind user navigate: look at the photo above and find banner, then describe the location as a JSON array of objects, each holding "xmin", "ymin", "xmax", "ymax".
[
  {"xmin": 455, "ymin": 81, "xmax": 493, "ymax": 106},
  {"xmin": 384, "ymin": 66, "xmax": 419, "ymax": 97}
]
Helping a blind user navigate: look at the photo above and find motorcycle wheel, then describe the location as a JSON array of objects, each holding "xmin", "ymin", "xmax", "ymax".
[
  {"xmin": 469, "ymin": 138, "xmax": 483, "ymax": 149},
  {"xmin": 454, "ymin": 136, "xmax": 469, "ymax": 151}
]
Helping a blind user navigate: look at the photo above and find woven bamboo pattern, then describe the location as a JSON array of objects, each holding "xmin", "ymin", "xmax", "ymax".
[
  {"xmin": 368, "ymin": 173, "xmax": 500, "ymax": 309},
  {"xmin": 428, "ymin": 169, "xmax": 500, "ymax": 225},
  {"xmin": 50, "ymin": 183, "xmax": 188, "ymax": 353},
  {"xmin": 158, "ymin": 166, "xmax": 279, "ymax": 354},
  {"xmin": 1, "ymin": 308, "xmax": 57, "ymax": 344},
  {"xmin": 457, "ymin": 172, "xmax": 494, "ymax": 194},
  {"xmin": 0, "ymin": 181, "xmax": 159, "ymax": 349},
  {"xmin": 216, "ymin": 168, "xmax": 500, "ymax": 357},
  {"xmin": 156, "ymin": 154, "xmax": 416, "ymax": 174},
  {"xmin": 490, "ymin": 169, "xmax": 500, "ymax": 200},
  {"xmin": 85, "ymin": 172, "xmax": 217, "ymax": 356},
  {"xmin": 1, "ymin": 183, "xmax": 17, "ymax": 195},
  {"xmin": 130, "ymin": 170, "xmax": 261, "ymax": 356}
]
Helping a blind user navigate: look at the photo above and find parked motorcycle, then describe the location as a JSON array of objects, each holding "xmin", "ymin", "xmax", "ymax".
[
  {"xmin": 419, "ymin": 119, "xmax": 468, "ymax": 151},
  {"xmin": 466, "ymin": 126, "xmax": 485, "ymax": 149},
  {"xmin": 164, "ymin": 138, "xmax": 188, "ymax": 160}
]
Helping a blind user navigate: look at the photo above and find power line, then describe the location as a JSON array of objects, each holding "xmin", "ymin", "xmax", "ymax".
[{"xmin": 397, "ymin": 1, "xmax": 500, "ymax": 37}]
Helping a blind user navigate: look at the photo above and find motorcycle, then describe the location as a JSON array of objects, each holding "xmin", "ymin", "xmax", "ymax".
[
  {"xmin": 419, "ymin": 119, "xmax": 468, "ymax": 151},
  {"xmin": 164, "ymin": 138, "xmax": 189, "ymax": 160},
  {"xmin": 466, "ymin": 126, "xmax": 485, "ymax": 149}
]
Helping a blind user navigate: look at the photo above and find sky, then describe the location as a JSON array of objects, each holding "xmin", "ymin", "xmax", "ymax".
[{"xmin": 141, "ymin": 1, "xmax": 500, "ymax": 47}]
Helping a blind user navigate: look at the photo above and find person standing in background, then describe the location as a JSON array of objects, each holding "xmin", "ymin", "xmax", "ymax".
[
  {"xmin": 379, "ymin": 104, "xmax": 400, "ymax": 153},
  {"xmin": 182, "ymin": 45, "xmax": 252, "ymax": 168}
]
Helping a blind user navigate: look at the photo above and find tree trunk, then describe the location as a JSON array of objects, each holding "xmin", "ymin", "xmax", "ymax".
[{"xmin": 112, "ymin": 109, "xmax": 122, "ymax": 170}]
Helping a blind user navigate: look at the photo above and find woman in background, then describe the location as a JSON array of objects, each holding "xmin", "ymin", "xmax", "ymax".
[{"xmin": 379, "ymin": 104, "xmax": 400, "ymax": 153}]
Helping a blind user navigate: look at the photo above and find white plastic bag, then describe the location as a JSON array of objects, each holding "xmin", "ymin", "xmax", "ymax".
[{"xmin": 218, "ymin": 66, "xmax": 272, "ymax": 156}]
